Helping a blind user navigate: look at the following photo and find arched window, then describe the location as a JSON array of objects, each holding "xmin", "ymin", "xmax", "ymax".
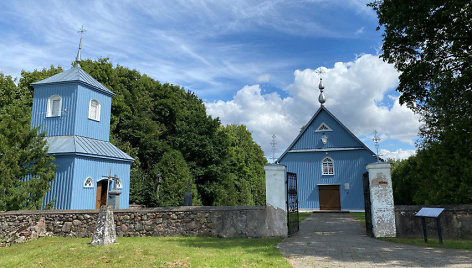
[
  {"xmin": 322, "ymin": 157, "xmax": 334, "ymax": 175},
  {"xmin": 83, "ymin": 177, "xmax": 94, "ymax": 188},
  {"xmin": 88, "ymin": 99, "xmax": 101, "ymax": 121},
  {"xmin": 47, "ymin": 95, "xmax": 62, "ymax": 117}
]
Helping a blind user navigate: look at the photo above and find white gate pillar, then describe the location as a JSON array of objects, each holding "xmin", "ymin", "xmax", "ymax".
[
  {"xmin": 366, "ymin": 162, "xmax": 396, "ymax": 237},
  {"xmin": 263, "ymin": 164, "xmax": 287, "ymax": 237}
]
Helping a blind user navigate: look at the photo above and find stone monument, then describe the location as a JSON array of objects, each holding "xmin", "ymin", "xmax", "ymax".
[{"xmin": 91, "ymin": 206, "xmax": 116, "ymax": 245}]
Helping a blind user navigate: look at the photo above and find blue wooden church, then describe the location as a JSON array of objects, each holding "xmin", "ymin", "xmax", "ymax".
[
  {"xmin": 277, "ymin": 78, "xmax": 377, "ymax": 211},
  {"xmin": 30, "ymin": 38, "xmax": 133, "ymax": 210}
]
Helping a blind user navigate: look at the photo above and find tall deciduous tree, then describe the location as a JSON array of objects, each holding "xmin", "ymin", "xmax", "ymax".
[{"xmin": 370, "ymin": 0, "xmax": 472, "ymax": 204}]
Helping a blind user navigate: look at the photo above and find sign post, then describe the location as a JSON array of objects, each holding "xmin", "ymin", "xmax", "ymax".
[{"xmin": 415, "ymin": 207, "xmax": 445, "ymax": 244}]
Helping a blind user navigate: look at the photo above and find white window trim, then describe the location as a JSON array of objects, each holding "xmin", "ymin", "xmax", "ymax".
[
  {"xmin": 321, "ymin": 156, "xmax": 334, "ymax": 175},
  {"xmin": 315, "ymin": 122, "xmax": 333, "ymax": 132},
  {"xmin": 46, "ymin": 95, "xmax": 62, "ymax": 117},
  {"xmin": 83, "ymin": 177, "xmax": 94, "ymax": 188},
  {"xmin": 88, "ymin": 99, "xmax": 101, "ymax": 121}
]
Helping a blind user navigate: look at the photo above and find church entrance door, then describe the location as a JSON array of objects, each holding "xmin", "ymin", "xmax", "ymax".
[
  {"xmin": 95, "ymin": 180, "xmax": 109, "ymax": 209},
  {"xmin": 318, "ymin": 185, "xmax": 341, "ymax": 210}
]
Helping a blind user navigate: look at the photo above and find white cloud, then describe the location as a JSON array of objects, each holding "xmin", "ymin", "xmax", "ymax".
[
  {"xmin": 256, "ymin": 74, "xmax": 271, "ymax": 83},
  {"xmin": 380, "ymin": 149, "xmax": 416, "ymax": 160},
  {"xmin": 355, "ymin": 27, "xmax": 365, "ymax": 35},
  {"xmin": 206, "ymin": 54, "xmax": 420, "ymax": 159}
]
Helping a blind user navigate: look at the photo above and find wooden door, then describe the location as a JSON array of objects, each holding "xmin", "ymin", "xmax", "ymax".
[
  {"xmin": 318, "ymin": 185, "xmax": 341, "ymax": 210},
  {"xmin": 95, "ymin": 180, "xmax": 108, "ymax": 209}
]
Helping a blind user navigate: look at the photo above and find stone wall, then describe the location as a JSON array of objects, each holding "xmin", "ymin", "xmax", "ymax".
[
  {"xmin": 0, "ymin": 206, "xmax": 282, "ymax": 243},
  {"xmin": 395, "ymin": 205, "xmax": 472, "ymax": 239}
]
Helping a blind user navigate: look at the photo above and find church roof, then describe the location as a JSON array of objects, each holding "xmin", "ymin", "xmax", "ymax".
[
  {"xmin": 45, "ymin": 135, "xmax": 133, "ymax": 162},
  {"xmin": 277, "ymin": 105, "xmax": 376, "ymax": 162},
  {"xmin": 32, "ymin": 66, "xmax": 114, "ymax": 96}
]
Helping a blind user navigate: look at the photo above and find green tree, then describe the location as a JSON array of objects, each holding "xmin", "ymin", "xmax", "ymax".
[
  {"xmin": 221, "ymin": 125, "xmax": 267, "ymax": 206},
  {"xmin": 370, "ymin": 0, "xmax": 472, "ymax": 204},
  {"xmin": 155, "ymin": 150, "xmax": 200, "ymax": 206},
  {"xmin": 0, "ymin": 75, "xmax": 56, "ymax": 211}
]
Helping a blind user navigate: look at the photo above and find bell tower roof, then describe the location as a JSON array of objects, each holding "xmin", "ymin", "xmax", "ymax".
[{"xmin": 32, "ymin": 65, "xmax": 114, "ymax": 96}]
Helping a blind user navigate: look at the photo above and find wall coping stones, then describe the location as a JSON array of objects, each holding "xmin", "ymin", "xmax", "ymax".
[{"xmin": 0, "ymin": 205, "xmax": 266, "ymax": 216}]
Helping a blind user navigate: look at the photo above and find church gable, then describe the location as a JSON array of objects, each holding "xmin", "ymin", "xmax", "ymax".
[{"xmin": 278, "ymin": 106, "xmax": 374, "ymax": 161}]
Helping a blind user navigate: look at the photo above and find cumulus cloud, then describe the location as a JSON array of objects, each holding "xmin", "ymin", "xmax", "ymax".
[
  {"xmin": 206, "ymin": 54, "xmax": 420, "ymax": 160},
  {"xmin": 380, "ymin": 149, "xmax": 416, "ymax": 160}
]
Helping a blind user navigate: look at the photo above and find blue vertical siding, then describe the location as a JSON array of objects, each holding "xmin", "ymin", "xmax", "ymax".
[
  {"xmin": 42, "ymin": 157, "xmax": 74, "ymax": 209},
  {"xmin": 293, "ymin": 109, "xmax": 361, "ymax": 150},
  {"xmin": 74, "ymin": 84, "xmax": 112, "ymax": 141},
  {"xmin": 71, "ymin": 156, "xmax": 130, "ymax": 209},
  {"xmin": 31, "ymin": 83, "xmax": 77, "ymax": 136},
  {"xmin": 281, "ymin": 150, "xmax": 376, "ymax": 210}
]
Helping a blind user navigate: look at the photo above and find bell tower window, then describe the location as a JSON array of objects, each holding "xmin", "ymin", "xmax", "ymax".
[
  {"xmin": 88, "ymin": 99, "xmax": 101, "ymax": 121},
  {"xmin": 47, "ymin": 95, "xmax": 62, "ymax": 117}
]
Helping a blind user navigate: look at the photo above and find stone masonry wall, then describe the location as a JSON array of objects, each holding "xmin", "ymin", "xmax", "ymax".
[
  {"xmin": 395, "ymin": 205, "xmax": 472, "ymax": 239},
  {"xmin": 1, "ymin": 206, "xmax": 277, "ymax": 242}
]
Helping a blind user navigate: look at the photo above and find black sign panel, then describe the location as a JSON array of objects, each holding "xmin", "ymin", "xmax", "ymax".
[{"xmin": 286, "ymin": 172, "xmax": 299, "ymax": 235}]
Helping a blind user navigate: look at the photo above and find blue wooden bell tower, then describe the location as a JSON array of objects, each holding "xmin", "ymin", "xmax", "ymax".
[{"xmin": 30, "ymin": 32, "xmax": 133, "ymax": 209}]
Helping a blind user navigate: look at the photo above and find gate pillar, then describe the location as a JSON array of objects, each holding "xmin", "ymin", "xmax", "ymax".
[
  {"xmin": 366, "ymin": 162, "xmax": 396, "ymax": 237},
  {"xmin": 263, "ymin": 164, "xmax": 288, "ymax": 237}
]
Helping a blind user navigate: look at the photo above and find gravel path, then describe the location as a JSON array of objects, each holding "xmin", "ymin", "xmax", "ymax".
[{"xmin": 277, "ymin": 213, "xmax": 472, "ymax": 267}]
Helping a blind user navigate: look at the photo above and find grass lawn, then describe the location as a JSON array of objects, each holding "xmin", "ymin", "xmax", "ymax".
[
  {"xmin": 379, "ymin": 237, "xmax": 472, "ymax": 250},
  {"xmin": 350, "ymin": 212, "xmax": 365, "ymax": 227},
  {"xmin": 0, "ymin": 236, "xmax": 290, "ymax": 267},
  {"xmin": 298, "ymin": 212, "xmax": 312, "ymax": 223}
]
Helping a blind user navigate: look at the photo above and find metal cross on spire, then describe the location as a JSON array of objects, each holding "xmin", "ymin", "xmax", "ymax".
[
  {"xmin": 270, "ymin": 134, "xmax": 277, "ymax": 163},
  {"xmin": 372, "ymin": 130, "xmax": 382, "ymax": 162},
  {"xmin": 75, "ymin": 25, "xmax": 86, "ymax": 65}
]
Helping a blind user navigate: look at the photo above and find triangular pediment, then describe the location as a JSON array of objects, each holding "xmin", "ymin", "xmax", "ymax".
[{"xmin": 277, "ymin": 106, "xmax": 375, "ymax": 162}]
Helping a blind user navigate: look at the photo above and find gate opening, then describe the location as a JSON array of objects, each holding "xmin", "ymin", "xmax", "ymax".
[{"xmin": 286, "ymin": 172, "xmax": 299, "ymax": 235}]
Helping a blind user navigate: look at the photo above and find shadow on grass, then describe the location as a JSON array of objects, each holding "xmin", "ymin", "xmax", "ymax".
[{"xmin": 163, "ymin": 236, "xmax": 285, "ymax": 258}]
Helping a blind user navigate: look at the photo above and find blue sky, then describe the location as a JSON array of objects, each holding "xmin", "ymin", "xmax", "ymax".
[{"xmin": 0, "ymin": 0, "xmax": 419, "ymax": 160}]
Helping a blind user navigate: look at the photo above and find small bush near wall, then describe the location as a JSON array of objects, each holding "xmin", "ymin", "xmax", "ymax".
[{"xmin": 395, "ymin": 205, "xmax": 472, "ymax": 239}]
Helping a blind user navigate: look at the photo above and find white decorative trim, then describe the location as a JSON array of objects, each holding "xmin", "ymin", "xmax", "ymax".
[
  {"xmin": 315, "ymin": 122, "xmax": 332, "ymax": 132},
  {"xmin": 83, "ymin": 177, "xmax": 94, "ymax": 188},
  {"xmin": 47, "ymin": 95, "xmax": 62, "ymax": 117},
  {"xmin": 88, "ymin": 99, "xmax": 101, "ymax": 121},
  {"xmin": 322, "ymin": 156, "xmax": 334, "ymax": 175}
]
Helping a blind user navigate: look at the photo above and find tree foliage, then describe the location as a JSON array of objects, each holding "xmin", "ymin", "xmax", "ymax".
[
  {"xmin": 217, "ymin": 125, "xmax": 267, "ymax": 206},
  {"xmin": 0, "ymin": 74, "xmax": 56, "ymax": 211},
  {"xmin": 369, "ymin": 1, "xmax": 471, "ymax": 141},
  {"xmin": 371, "ymin": 1, "xmax": 472, "ymax": 204}
]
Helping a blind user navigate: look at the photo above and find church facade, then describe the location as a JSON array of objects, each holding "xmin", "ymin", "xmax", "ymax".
[
  {"xmin": 31, "ymin": 53, "xmax": 133, "ymax": 210},
  {"xmin": 277, "ymin": 79, "xmax": 377, "ymax": 211}
]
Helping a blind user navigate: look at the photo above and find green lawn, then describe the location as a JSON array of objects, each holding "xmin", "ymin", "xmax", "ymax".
[
  {"xmin": 298, "ymin": 212, "xmax": 312, "ymax": 222},
  {"xmin": 0, "ymin": 236, "xmax": 290, "ymax": 267},
  {"xmin": 350, "ymin": 212, "xmax": 366, "ymax": 227}
]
